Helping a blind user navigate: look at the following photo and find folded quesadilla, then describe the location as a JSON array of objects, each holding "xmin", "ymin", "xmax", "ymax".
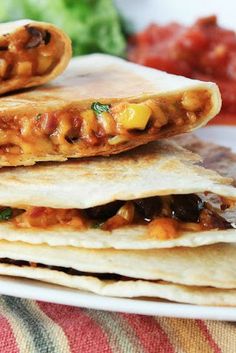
[
  {"xmin": 0, "ymin": 140, "xmax": 235, "ymax": 249},
  {"xmin": 0, "ymin": 19, "xmax": 71, "ymax": 94},
  {"xmin": 0, "ymin": 241, "xmax": 236, "ymax": 306},
  {"xmin": 0, "ymin": 54, "xmax": 221, "ymax": 166}
]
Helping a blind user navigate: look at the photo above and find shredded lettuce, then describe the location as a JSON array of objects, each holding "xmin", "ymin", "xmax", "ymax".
[{"xmin": 0, "ymin": 0, "xmax": 126, "ymax": 56}]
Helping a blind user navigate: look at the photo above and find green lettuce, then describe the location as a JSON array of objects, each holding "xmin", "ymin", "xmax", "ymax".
[{"xmin": 0, "ymin": 0, "xmax": 126, "ymax": 56}]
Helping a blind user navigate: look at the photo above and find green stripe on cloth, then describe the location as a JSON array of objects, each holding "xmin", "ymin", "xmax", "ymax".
[
  {"xmin": 0, "ymin": 296, "xmax": 36, "ymax": 353},
  {"xmin": 3, "ymin": 296, "xmax": 57, "ymax": 353},
  {"xmin": 85, "ymin": 309, "xmax": 145, "ymax": 353}
]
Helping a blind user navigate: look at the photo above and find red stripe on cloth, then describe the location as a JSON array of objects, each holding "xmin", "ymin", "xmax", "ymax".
[
  {"xmin": 38, "ymin": 302, "xmax": 112, "ymax": 353},
  {"xmin": 120, "ymin": 313, "xmax": 175, "ymax": 353},
  {"xmin": 196, "ymin": 320, "xmax": 222, "ymax": 353},
  {"xmin": 0, "ymin": 314, "xmax": 19, "ymax": 353}
]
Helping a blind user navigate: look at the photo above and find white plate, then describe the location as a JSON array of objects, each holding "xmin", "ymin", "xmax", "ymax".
[
  {"xmin": 195, "ymin": 125, "xmax": 236, "ymax": 152},
  {"xmin": 0, "ymin": 125, "xmax": 236, "ymax": 321}
]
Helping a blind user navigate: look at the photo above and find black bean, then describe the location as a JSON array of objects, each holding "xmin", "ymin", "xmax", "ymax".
[
  {"xmin": 171, "ymin": 194, "xmax": 204, "ymax": 222},
  {"xmin": 43, "ymin": 30, "xmax": 51, "ymax": 45},
  {"xmin": 25, "ymin": 27, "xmax": 51, "ymax": 49},
  {"xmin": 26, "ymin": 27, "xmax": 43, "ymax": 49},
  {"xmin": 86, "ymin": 201, "xmax": 124, "ymax": 220},
  {"xmin": 134, "ymin": 196, "xmax": 162, "ymax": 221}
]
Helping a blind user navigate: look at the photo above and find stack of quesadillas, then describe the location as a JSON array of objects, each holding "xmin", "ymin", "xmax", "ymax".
[{"xmin": 0, "ymin": 20, "xmax": 235, "ymax": 306}]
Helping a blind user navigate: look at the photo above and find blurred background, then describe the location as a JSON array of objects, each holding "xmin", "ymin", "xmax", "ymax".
[
  {"xmin": 0, "ymin": 0, "xmax": 235, "ymax": 56},
  {"xmin": 116, "ymin": 0, "xmax": 236, "ymax": 31}
]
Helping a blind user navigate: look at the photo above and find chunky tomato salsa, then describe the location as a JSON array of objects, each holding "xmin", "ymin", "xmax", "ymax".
[{"xmin": 128, "ymin": 16, "xmax": 236, "ymax": 114}]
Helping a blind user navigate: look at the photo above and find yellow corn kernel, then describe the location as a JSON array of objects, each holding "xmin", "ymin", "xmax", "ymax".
[
  {"xmin": 148, "ymin": 218, "xmax": 179, "ymax": 240},
  {"xmin": 13, "ymin": 61, "xmax": 32, "ymax": 76},
  {"xmin": 37, "ymin": 55, "xmax": 53, "ymax": 75},
  {"xmin": 181, "ymin": 91, "xmax": 202, "ymax": 111},
  {"xmin": 116, "ymin": 103, "xmax": 151, "ymax": 130},
  {"xmin": 117, "ymin": 202, "xmax": 134, "ymax": 222}
]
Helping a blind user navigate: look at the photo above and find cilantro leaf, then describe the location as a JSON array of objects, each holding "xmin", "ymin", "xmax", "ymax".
[
  {"xmin": 0, "ymin": 207, "xmax": 13, "ymax": 221},
  {"xmin": 91, "ymin": 102, "xmax": 110, "ymax": 115}
]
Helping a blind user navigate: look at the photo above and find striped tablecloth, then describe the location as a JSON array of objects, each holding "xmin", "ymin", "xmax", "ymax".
[{"xmin": 0, "ymin": 295, "xmax": 235, "ymax": 353}]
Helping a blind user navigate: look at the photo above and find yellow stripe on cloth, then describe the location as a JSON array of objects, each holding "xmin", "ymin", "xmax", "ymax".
[
  {"xmin": 157, "ymin": 318, "xmax": 216, "ymax": 353},
  {"xmin": 206, "ymin": 320, "xmax": 236, "ymax": 352}
]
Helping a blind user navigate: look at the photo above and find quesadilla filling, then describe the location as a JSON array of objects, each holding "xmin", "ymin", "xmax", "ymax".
[
  {"xmin": 0, "ymin": 25, "xmax": 63, "ymax": 81},
  {"xmin": 0, "ymin": 193, "xmax": 234, "ymax": 239},
  {"xmin": 0, "ymin": 89, "xmax": 211, "ymax": 158}
]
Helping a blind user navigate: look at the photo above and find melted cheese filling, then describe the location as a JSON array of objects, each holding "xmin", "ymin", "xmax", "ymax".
[{"xmin": 0, "ymin": 90, "xmax": 211, "ymax": 160}]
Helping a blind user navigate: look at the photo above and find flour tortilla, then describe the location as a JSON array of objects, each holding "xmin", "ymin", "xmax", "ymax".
[
  {"xmin": 0, "ymin": 240, "xmax": 235, "ymax": 288},
  {"xmin": 0, "ymin": 53, "xmax": 221, "ymax": 166},
  {"xmin": 0, "ymin": 140, "xmax": 234, "ymax": 210},
  {"xmin": 0, "ymin": 264, "xmax": 235, "ymax": 306},
  {"xmin": 0, "ymin": 140, "xmax": 235, "ymax": 249},
  {"xmin": 2, "ymin": 224, "xmax": 236, "ymax": 249},
  {"xmin": 0, "ymin": 19, "xmax": 71, "ymax": 94}
]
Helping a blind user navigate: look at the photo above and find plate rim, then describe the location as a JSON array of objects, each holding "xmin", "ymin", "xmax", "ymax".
[{"xmin": 1, "ymin": 275, "xmax": 236, "ymax": 321}]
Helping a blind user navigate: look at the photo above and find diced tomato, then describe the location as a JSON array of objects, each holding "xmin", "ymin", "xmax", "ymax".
[{"xmin": 28, "ymin": 207, "xmax": 46, "ymax": 217}]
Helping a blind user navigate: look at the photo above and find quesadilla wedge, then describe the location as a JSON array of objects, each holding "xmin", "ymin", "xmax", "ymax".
[
  {"xmin": 0, "ymin": 141, "xmax": 235, "ymax": 249},
  {"xmin": 0, "ymin": 54, "xmax": 221, "ymax": 166},
  {"xmin": 0, "ymin": 241, "xmax": 236, "ymax": 306},
  {"xmin": 0, "ymin": 19, "xmax": 71, "ymax": 95}
]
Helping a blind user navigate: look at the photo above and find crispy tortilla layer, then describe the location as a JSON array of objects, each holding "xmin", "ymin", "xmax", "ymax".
[
  {"xmin": 1, "ymin": 259, "xmax": 236, "ymax": 305},
  {"xmin": 0, "ymin": 90, "xmax": 211, "ymax": 161}
]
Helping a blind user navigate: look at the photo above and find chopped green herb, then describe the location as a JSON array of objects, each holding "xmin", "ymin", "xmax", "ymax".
[
  {"xmin": 0, "ymin": 207, "xmax": 13, "ymax": 221},
  {"xmin": 91, "ymin": 102, "xmax": 110, "ymax": 115},
  {"xmin": 35, "ymin": 113, "xmax": 42, "ymax": 121}
]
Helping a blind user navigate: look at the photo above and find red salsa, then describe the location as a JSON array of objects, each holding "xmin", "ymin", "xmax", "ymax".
[{"xmin": 128, "ymin": 16, "xmax": 236, "ymax": 115}]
